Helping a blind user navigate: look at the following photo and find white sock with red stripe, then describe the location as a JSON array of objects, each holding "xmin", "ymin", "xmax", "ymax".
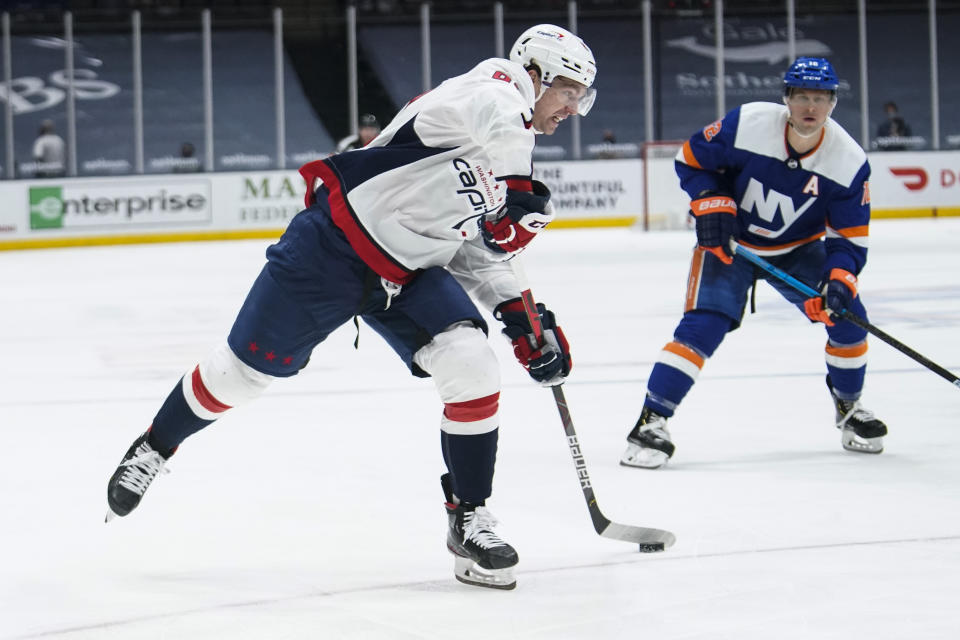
[{"xmin": 148, "ymin": 343, "xmax": 275, "ymax": 453}]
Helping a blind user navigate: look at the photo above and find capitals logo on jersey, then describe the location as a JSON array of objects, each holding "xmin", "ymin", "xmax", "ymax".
[{"xmin": 451, "ymin": 157, "xmax": 504, "ymax": 233}]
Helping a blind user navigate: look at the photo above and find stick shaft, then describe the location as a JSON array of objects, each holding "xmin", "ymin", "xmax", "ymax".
[
  {"xmin": 510, "ymin": 260, "xmax": 601, "ymax": 522},
  {"xmin": 507, "ymin": 257, "xmax": 676, "ymax": 548}
]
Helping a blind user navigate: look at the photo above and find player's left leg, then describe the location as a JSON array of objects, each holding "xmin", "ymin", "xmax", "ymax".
[
  {"xmin": 364, "ymin": 267, "xmax": 517, "ymax": 589},
  {"xmin": 107, "ymin": 208, "xmax": 362, "ymax": 520},
  {"xmin": 106, "ymin": 341, "xmax": 277, "ymax": 519},
  {"xmin": 770, "ymin": 244, "xmax": 888, "ymax": 453},
  {"xmin": 821, "ymin": 301, "xmax": 887, "ymax": 453}
]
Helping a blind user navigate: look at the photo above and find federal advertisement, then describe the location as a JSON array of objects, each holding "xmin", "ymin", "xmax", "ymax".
[{"xmin": 233, "ymin": 172, "xmax": 307, "ymax": 227}]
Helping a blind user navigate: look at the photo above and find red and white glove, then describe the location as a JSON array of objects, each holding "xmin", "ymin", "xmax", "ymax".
[
  {"xmin": 481, "ymin": 180, "xmax": 554, "ymax": 255},
  {"xmin": 691, "ymin": 192, "xmax": 738, "ymax": 264},
  {"xmin": 804, "ymin": 268, "xmax": 858, "ymax": 327},
  {"xmin": 494, "ymin": 298, "xmax": 572, "ymax": 386}
]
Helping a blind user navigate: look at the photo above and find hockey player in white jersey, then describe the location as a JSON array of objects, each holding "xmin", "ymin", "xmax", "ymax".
[
  {"xmin": 621, "ymin": 56, "xmax": 888, "ymax": 470},
  {"xmin": 106, "ymin": 24, "xmax": 596, "ymax": 590}
]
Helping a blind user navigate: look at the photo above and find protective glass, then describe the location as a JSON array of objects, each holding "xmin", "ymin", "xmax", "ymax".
[{"xmin": 544, "ymin": 81, "xmax": 597, "ymax": 116}]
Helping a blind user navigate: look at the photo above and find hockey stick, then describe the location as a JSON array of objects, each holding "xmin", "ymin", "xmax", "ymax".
[
  {"xmin": 509, "ymin": 257, "xmax": 676, "ymax": 551},
  {"xmin": 734, "ymin": 244, "xmax": 960, "ymax": 389}
]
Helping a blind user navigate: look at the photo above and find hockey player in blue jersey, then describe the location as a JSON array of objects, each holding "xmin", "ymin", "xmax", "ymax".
[
  {"xmin": 105, "ymin": 24, "xmax": 596, "ymax": 590},
  {"xmin": 621, "ymin": 56, "xmax": 888, "ymax": 470}
]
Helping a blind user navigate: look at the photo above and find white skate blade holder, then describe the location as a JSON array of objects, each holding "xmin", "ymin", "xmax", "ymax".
[
  {"xmin": 452, "ymin": 554, "xmax": 516, "ymax": 590},
  {"xmin": 619, "ymin": 442, "xmax": 670, "ymax": 469},
  {"xmin": 842, "ymin": 429, "xmax": 884, "ymax": 454}
]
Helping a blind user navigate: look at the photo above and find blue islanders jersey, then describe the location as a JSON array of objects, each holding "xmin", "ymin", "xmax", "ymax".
[{"xmin": 676, "ymin": 101, "xmax": 871, "ymax": 277}]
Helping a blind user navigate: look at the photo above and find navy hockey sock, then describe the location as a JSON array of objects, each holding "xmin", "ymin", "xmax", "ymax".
[
  {"xmin": 440, "ymin": 429, "xmax": 498, "ymax": 504},
  {"xmin": 147, "ymin": 377, "xmax": 215, "ymax": 455},
  {"xmin": 825, "ymin": 365, "xmax": 867, "ymax": 401},
  {"xmin": 644, "ymin": 364, "xmax": 691, "ymax": 417}
]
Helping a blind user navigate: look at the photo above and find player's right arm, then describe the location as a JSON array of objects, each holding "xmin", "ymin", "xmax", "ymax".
[
  {"xmin": 674, "ymin": 107, "xmax": 741, "ymax": 196},
  {"xmin": 409, "ymin": 59, "xmax": 547, "ymax": 259},
  {"xmin": 675, "ymin": 108, "xmax": 743, "ymax": 263},
  {"xmin": 460, "ymin": 60, "xmax": 550, "ymax": 258}
]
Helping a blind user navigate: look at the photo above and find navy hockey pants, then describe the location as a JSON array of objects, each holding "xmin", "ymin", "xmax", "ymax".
[{"xmin": 227, "ymin": 200, "xmax": 487, "ymax": 378}]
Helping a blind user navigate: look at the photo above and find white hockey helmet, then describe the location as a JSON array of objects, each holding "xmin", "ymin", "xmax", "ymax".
[{"xmin": 510, "ymin": 24, "xmax": 597, "ymax": 116}]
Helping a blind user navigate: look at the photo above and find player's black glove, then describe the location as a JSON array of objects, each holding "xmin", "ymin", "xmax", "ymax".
[
  {"xmin": 691, "ymin": 191, "xmax": 738, "ymax": 264},
  {"xmin": 803, "ymin": 268, "xmax": 858, "ymax": 327},
  {"xmin": 481, "ymin": 180, "xmax": 554, "ymax": 255},
  {"xmin": 494, "ymin": 298, "xmax": 572, "ymax": 386}
]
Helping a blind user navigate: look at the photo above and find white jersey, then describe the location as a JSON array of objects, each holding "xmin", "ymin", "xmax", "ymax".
[{"xmin": 299, "ymin": 58, "xmax": 538, "ymax": 310}]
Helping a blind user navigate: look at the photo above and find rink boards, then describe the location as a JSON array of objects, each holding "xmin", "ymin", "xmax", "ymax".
[{"xmin": 3, "ymin": 151, "xmax": 959, "ymax": 250}]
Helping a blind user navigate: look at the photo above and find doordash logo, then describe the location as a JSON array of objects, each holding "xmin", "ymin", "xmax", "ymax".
[
  {"xmin": 890, "ymin": 166, "xmax": 960, "ymax": 191},
  {"xmin": 889, "ymin": 167, "xmax": 927, "ymax": 191}
]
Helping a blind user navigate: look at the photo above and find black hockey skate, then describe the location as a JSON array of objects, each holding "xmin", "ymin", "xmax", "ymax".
[
  {"xmin": 827, "ymin": 376, "xmax": 887, "ymax": 454},
  {"xmin": 441, "ymin": 473, "xmax": 518, "ymax": 590},
  {"xmin": 106, "ymin": 431, "xmax": 170, "ymax": 522},
  {"xmin": 620, "ymin": 407, "xmax": 675, "ymax": 469}
]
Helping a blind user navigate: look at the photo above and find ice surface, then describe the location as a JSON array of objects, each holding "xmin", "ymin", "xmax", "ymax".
[{"xmin": 2, "ymin": 219, "xmax": 958, "ymax": 639}]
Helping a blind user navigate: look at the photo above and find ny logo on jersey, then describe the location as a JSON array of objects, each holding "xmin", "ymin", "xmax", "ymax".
[{"xmin": 741, "ymin": 177, "xmax": 816, "ymax": 239}]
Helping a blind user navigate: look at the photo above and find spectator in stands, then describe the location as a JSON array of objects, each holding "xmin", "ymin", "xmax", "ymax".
[
  {"xmin": 32, "ymin": 119, "xmax": 66, "ymax": 178},
  {"xmin": 596, "ymin": 128, "xmax": 621, "ymax": 158},
  {"xmin": 335, "ymin": 114, "xmax": 381, "ymax": 153},
  {"xmin": 875, "ymin": 101, "xmax": 912, "ymax": 151},
  {"xmin": 174, "ymin": 142, "xmax": 201, "ymax": 173},
  {"xmin": 357, "ymin": 0, "xmax": 399, "ymax": 13}
]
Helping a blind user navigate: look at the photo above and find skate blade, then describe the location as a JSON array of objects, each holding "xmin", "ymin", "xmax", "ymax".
[
  {"xmin": 104, "ymin": 507, "xmax": 123, "ymax": 523},
  {"xmin": 841, "ymin": 430, "xmax": 883, "ymax": 454},
  {"xmin": 452, "ymin": 555, "xmax": 516, "ymax": 590},
  {"xmin": 619, "ymin": 444, "xmax": 669, "ymax": 469}
]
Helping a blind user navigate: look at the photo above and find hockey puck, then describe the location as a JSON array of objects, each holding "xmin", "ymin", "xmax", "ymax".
[{"xmin": 637, "ymin": 542, "xmax": 665, "ymax": 553}]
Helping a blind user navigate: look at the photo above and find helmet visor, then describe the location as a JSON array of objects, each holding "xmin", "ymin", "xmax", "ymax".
[
  {"xmin": 544, "ymin": 81, "xmax": 597, "ymax": 117},
  {"xmin": 577, "ymin": 87, "xmax": 597, "ymax": 116}
]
